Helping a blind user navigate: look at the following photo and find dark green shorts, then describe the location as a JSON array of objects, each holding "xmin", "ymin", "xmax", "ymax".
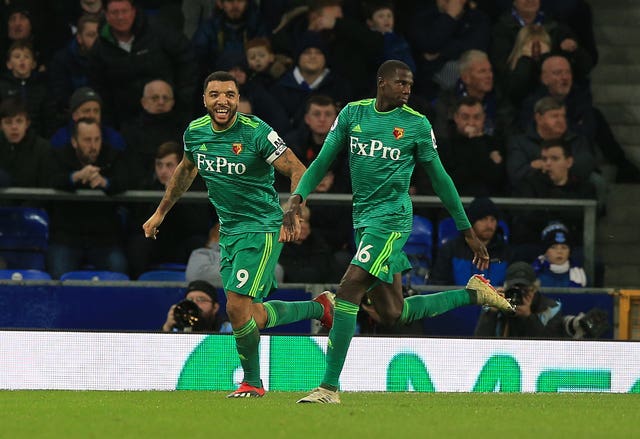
[
  {"xmin": 351, "ymin": 227, "xmax": 411, "ymax": 284},
  {"xmin": 219, "ymin": 231, "xmax": 283, "ymax": 300}
]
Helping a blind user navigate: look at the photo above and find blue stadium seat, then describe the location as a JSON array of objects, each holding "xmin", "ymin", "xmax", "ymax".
[
  {"xmin": 403, "ymin": 215, "xmax": 433, "ymax": 285},
  {"xmin": 437, "ymin": 217, "xmax": 510, "ymax": 247},
  {"xmin": 152, "ymin": 262, "xmax": 187, "ymax": 271},
  {"xmin": 0, "ymin": 207, "xmax": 49, "ymax": 270},
  {"xmin": 0, "ymin": 269, "xmax": 52, "ymax": 280},
  {"xmin": 60, "ymin": 271, "xmax": 130, "ymax": 281},
  {"xmin": 138, "ymin": 270, "xmax": 186, "ymax": 281}
]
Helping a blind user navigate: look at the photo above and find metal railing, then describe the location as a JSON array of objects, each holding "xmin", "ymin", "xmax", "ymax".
[{"xmin": 0, "ymin": 188, "xmax": 598, "ymax": 281}]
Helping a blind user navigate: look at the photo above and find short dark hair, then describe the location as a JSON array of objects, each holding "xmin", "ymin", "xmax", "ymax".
[
  {"xmin": 363, "ymin": 1, "xmax": 394, "ymax": 20},
  {"xmin": 72, "ymin": 117, "xmax": 100, "ymax": 139},
  {"xmin": 203, "ymin": 71, "xmax": 239, "ymax": 93},
  {"xmin": 156, "ymin": 141, "xmax": 183, "ymax": 160},
  {"xmin": 77, "ymin": 13, "xmax": 100, "ymax": 34},
  {"xmin": 376, "ymin": 59, "xmax": 411, "ymax": 82},
  {"xmin": 105, "ymin": 0, "xmax": 135, "ymax": 8},
  {"xmin": 305, "ymin": 94, "xmax": 336, "ymax": 113},
  {"xmin": 0, "ymin": 97, "xmax": 29, "ymax": 119},
  {"xmin": 454, "ymin": 96, "xmax": 483, "ymax": 113},
  {"xmin": 534, "ymin": 96, "xmax": 564, "ymax": 115},
  {"xmin": 540, "ymin": 139, "xmax": 572, "ymax": 158},
  {"xmin": 7, "ymin": 39, "xmax": 34, "ymax": 60}
]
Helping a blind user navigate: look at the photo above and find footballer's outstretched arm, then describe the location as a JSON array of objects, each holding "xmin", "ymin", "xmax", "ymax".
[{"xmin": 143, "ymin": 156, "xmax": 198, "ymax": 239}]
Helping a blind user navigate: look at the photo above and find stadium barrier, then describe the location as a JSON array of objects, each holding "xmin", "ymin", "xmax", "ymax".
[
  {"xmin": 618, "ymin": 290, "xmax": 640, "ymax": 340},
  {"xmin": 0, "ymin": 188, "xmax": 598, "ymax": 281}
]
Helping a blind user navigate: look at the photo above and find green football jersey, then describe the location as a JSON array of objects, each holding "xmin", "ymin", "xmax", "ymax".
[
  {"xmin": 183, "ymin": 113, "xmax": 287, "ymax": 235},
  {"xmin": 295, "ymin": 99, "xmax": 439, "ymax": 232}
]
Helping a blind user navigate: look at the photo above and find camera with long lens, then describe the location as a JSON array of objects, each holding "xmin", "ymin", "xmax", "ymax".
[
  {"xmin": 173, "ymin": 299, "xmax": 201, "ymax": 330},
  {"xmin": 504, "ymin": 284, "xmax": 526, "ymax": 307}
]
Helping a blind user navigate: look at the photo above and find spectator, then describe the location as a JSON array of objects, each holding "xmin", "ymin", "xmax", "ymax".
[
  {"xmin": 222, "ymin": 54, "xmax": 290, "ymax": 134},
  {"xmin": 245, "ymin": 37, "xmax": 291, "ymax": 89},
  {"xmin": 50, "ymin": 86, "xmax": 126, "ymax": 151},
  {"xmin": 278, "ymin": 204, "xmax": 339, "ymax": 283},
  {"xmin": 429, "ymin": 197, "xmax": 512, "ymax": 286},
  {"xmin": 432, "ymin": 50, "xmax": 513, "ymax": 146},
  {"xmin": 511, "ymin": 139, "xmax": 596, "ymax": 254},
  {"xmin": 88, "ymin": 0, "xmax": 197, "ymax": 127},
  {"xmin": 533, "ymin": 222, "xmax": 587, "ymax": 287},
  {"xmin": 0, "ymin": 40, "xmax": 57, "ymax": 137},
  {"xmin": 271, "ymin": 0, "xmax": 383, "ymax": 99},
  {"xmin": 364, "ymin": 1, "xmax": 416, "ymax": 73},
  {"xmin": 185, "ymin": 222, "xmax": 285, "ymax": 286},
  {"xmin": 182, "ymin": 0, "xmax": 214, "ymax": 39},
  {"xmin": 49, "ymin": 13, "xmax": 100, "ymax": 116},
  {"xmin": 474, "ymin": 261, "xmax": 604, "ymax": 338},
  {"xmin": 162, "ymin": 280, "xmax": 232, "ymax": 333},
  {"xmin": 191, "ymin": 0, "xmax": 268, "ymax": 78},
  {"xmin": 127, "ymin": 141, "xmax": 211, "ymax": 279},
  {"xmin": 271, "ymin": 32, "xmax": 352, "ymax": 129},
  {"xmin": 237, "ymin": 95, "xmax": 253, "ymax": 114},
  {"xmin": 502, "ymin": 24, "xmax": 551, "ymax": 107},
  {"xmin": 120, "ymin": 79, "xmax": 186, "ymax": 185},
  {"xmin": 47, "ymin": 117, "xmax": 129, "ymax": 279},
  {"xmin": 0, "ymin": 97, "xmax": 51, "ymax": 188},
  {"xmin": 506, "ymin": 96, "xmax": 595, "ymax": 189},
  {"xmin": 490, "ymin": 0, "xmax": 592, "ymax": 83},
  {"xmin": 406, "ymin": 0, "xmax": 491, "ymax": 99},
  {"xmin": 437, "ymin": 96, "xmax": 506, "ymax": 196}
]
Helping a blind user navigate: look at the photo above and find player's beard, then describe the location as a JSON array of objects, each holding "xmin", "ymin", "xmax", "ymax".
[{"xmin": 209, "ymin": 106, "xmax": 237, "ymax": 130}]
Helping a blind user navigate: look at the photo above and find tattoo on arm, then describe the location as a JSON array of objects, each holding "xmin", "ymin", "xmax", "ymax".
[
  {"xmin": 273, "ymin": 149, "xmax": 306, "ymax": 192},
  {"xmin": 157, "ymin": 158, "xmax": 198, "ymax": 215}
]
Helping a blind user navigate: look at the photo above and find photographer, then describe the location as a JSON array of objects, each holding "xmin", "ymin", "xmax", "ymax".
[
  {"xmin": 474, "ymin": 262, "xmax": 607, "ymax": 338},
  {"xmin": 162, "ymin": 280, "xmax": 232, "ymax": 333}
]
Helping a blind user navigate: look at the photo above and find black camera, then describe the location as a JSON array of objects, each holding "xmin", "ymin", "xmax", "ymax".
[
  {"xmin": 504, "ymin": 285, "xmax": 526, "ymax": 306},
  {"xmin": 173, "ymin": 299, "xmax": 201, "ymax": 330}
]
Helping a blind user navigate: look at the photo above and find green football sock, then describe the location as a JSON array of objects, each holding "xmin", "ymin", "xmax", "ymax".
[
  {"xmin": 398, "ymin": 289, "xmax": 471, "ymax": 325},
  {"xmin": 320, "ymin": 299, "xmax": 360, "ymax": 391},
  {"xmin": 263, "ymin": 300, "xmax": 323, "ymax": 329},
  {"xmin": 232, "ymin": 317, "xmax": 261, "ymax": 387}
]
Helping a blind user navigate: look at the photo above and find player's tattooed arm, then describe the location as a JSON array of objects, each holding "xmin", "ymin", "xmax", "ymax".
[{"xmin": 273, "ymin": 148, "xmax": 307, "ymax": 193}]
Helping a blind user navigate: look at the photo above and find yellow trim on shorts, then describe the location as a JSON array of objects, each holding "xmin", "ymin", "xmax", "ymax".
[
  {"xmin": 370, "ymin": 232, "xmax": 401, "ymax": 276},
  {"xmin": 248, "ymin": 233, "xmax": 272, "ymax": 297}
]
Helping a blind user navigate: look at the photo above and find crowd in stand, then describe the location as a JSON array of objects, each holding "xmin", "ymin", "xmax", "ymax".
[{"xmin": 0, "ymin": 0, "xmax": 637, "ymax": 286}]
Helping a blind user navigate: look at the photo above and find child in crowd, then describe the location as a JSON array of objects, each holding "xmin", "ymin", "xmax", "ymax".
[
  {"xmin": 364, "ymin": 1, "xmax": 415, "ymax": 73},
  {"xmin": 533, "ymin": 222, "xmax": 587, "ymax": 287},
  {"xmin": 0, "ymin": 40, "xmax": 56, "ymax": 137},
  {"xmin": 245, "ymin": 37, "xmax": 291, "ymax": 88}
]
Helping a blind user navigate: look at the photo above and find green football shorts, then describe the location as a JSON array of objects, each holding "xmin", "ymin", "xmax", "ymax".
[
  {"xmin": 219, "ymin": 231, "xmax": 283, "ymax": 300},
  {"xmin": 352, "ymin": 227, "xmax": 411, "ymax": 284}
]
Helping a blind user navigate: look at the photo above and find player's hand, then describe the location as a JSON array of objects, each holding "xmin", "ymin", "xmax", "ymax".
[
  {"xmin": 280, "ymin": 195, "xmax": 302, "ymax": 242},
  {"xmin": 463, "ymin": 229, "xmax": 490, "ymax": 271},
  {"xmin": 143, "ymin": 211, "xmax": 165, "ymax": 240}
]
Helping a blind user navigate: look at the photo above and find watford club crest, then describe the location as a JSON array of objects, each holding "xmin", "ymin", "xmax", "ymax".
[
  {"xmin": 232, "ymin": 143, "xmax": 243, "ymax": 155},
  {"xmin": 393, "ymin": 127, "xmax": 404, "ymax": 140}
]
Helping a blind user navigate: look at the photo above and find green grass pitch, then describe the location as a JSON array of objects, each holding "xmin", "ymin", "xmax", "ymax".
[{"xmin": 1, "ymin": 391, "xmax": 637, "ymax": 439}]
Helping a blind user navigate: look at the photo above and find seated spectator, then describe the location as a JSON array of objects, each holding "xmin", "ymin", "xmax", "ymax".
[
  {"xmin": 533, "ymin": 222, "xmax": 587, "ymax": 287},
  {"xmin": 186, "ymin": 222, "xmax": 284, "ymax": 286},
  {"xmin": 0, "ymin": 40, "xmax": 57, "ymax": 137},
  {"xmin": 245, "ymin": 37, "xmax": 291, "ymax": 89},
  {"xmin": 271, "ymin": 32, "xmax": 352, "ymax": 129},
  {"xmin": 490, "ymin": 0, "xmax": 593, "ymax": 84},
  {"xmin": 278, "ymin": 204, "xmax": 340, "ymax": 283},
  {"xmin": 406, "ymin": 0, "xmax": 491, "ymax": 98},
  {"xmin": 0, "ymin": 97, "xmax": 51, "ymax": 189},
  {"xmin": 126, "ymin": 141, "xmax": 211, "ymax": 279},
  {"xmin": 271, "ymin": 0, "xmax": 383, "ymax": 99},
  {"xmin": 503, "ymin": 23, "xmax": 552, "ymax": 107},
  {"xmin": 162, "ymin": 280, "xmax": 232, "ymax": 333},
  {"xmin": 474, "ymin": 260, "xmax": 607, "ymax": 338},
  {"xmin": 429, "ymin": 197, "xmax": 512, "ymax": 286},
  {"xmin": 432, "ymin": 50, "xmax": 513, "ymax": 146},
  {"xmin": 511, "ymin": 139, "xmax": 595, "ymax": 255},
  {"xmin": 50, "ymin": 86, "xmax": 126, "ymax": 151},
  {"xmin": 506, "ymin": 97, "xmax": 595, "ymax": 190},
  {"xmin": 47, "ymin": 117, "xmax": 129, "ymax": 279},
  {"xmin": 237, "ymin": 95, "xmax": 253, "ymax": 114},
  {"xmin": 191, "ymin": 0, "xmax": 268, "ymax": 78},
  {"xmin": 49, "ymin": 13, "xmax": 100, "ymax": 116},
  {"xmin": 364, "ymin": 1, "xmax": 416, "ymax": 73},
  {"xmin": 88, "ymin": 0, "xmax": 196, "ymax": 127},
  {"xmin": 120, "ymin": 79, "xmax": 186, "ymax": 186},
  {"xmin": 437, "ymin": 96, "xmax": 506, "ymax": 196}
]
